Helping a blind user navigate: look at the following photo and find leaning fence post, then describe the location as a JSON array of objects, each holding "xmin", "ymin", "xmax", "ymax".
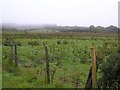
[
  {"xmin": 90, "ymin": 47, "xmax": 97, "ymax": 88},
  {"xmin": 45, "ymin": 45, "xmax": 50, "ymax": 84}
]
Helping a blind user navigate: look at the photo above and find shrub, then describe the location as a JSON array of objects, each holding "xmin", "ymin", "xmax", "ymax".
[
  {"xmin": 56, "ymin": 41, "xmax": 61, "ymax": 45},
  {"xmin": 3, "ymin": 39, "xmax": 11, "ymax": 46},
  {"xmin": 28, "ymin": 41, "xmax": 39, "ymax": 48},
  {"xmin": 98, "ymin": 54, "xmax": 120, "ymax": 88},
  {"xmin": 3, "ymin": 39, "xmax": 22, "ymax": 46},
  {"xmin": 63, "ymin": 40, "xmax": 68, "ymax": 44}
]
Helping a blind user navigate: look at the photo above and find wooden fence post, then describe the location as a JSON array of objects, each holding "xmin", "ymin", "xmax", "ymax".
[
  {"xmin": 10, "ymin": 40, "xmax": 13, "ymax": 63},
  {"xmin": 45, "ymin": 45, "xmax": 50, "ymax": 84},
  {"xmin": 14, "ymin": 44, "xmax": 18, "ymax": 67},
  {"xmin": 90, "ymin": 47, "xmax": 97, "ymax": 88}
]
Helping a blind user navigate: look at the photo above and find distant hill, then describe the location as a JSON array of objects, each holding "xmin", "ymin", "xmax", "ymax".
[{"xmin": 2, "ymin": 23, "xmax": 119, "ymax": 33}]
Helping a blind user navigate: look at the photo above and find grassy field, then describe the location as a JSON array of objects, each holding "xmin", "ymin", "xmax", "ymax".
[{"xmin": 2, "ymin": 31, "xmax": 119, "ymax": 88}]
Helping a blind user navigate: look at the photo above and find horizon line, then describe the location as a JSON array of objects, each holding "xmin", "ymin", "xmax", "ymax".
[{"xmin": 1, "ymin": 23, "xmax": 118, "ymax": 27}]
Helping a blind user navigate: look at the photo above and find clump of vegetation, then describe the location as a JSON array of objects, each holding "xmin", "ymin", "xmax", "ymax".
[
  {"xmin": 71, "ymin": 71, "xmax": 81, "ymax": 88},
  {"xmin": 2, "ymin": 38, "xmax": 14, "ymax": 46},
  {"xmin": 16, "ymin": 42, "xmax": 22, "ymax": 46},
  {"xmin": 28, "ymin": 41, "xmax": 39, "ymax": 48},
  {"xmin": 3, "ymin": 38, "xmax": 22, "ymax": 46},
  {"xmin": 63, "ymin": 40, "xmax": 68, "ymax": 44},
  {"xmin": 56, "ymin": 40, "xmax": 61, "ymax": 45},
  {"xmin": 98, "ymin": 54, "xmax": 120, "ymax": 88}
]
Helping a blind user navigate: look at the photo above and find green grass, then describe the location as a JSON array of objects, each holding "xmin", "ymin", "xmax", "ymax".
[
  {"xmin": 2, "ymin": 61, "xmax": 90, "ymax": 88},
  {"xmin": 2, "ymin": 31, "xmax": 118, "ymax": 88}
]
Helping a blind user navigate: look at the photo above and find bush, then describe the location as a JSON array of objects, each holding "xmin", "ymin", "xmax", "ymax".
[
  {"xmin": 63, "ymin": 40, "xmax": 68, "ymax": 44},
  {"xmin": 57, "ymin": 41, "xmax": 61, "ymax": 45},
  {"xmin": 98, "ymin": 54, "xmax": 120, "ymax": 88},
  {"xmin": 3, "ymin": 39, "xmax": 22, "ymax": 46},
  {"xmin": 3, "ymin": 39, "xmax": 11, "ymax": 46},
  {"xmin": 28, "ymin": 41, "xmax": 39, "ymax": 47}
]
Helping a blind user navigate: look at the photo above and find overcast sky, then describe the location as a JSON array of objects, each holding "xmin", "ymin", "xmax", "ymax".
[{"xmin": 1, "ymin": 0, "xmax": 119, "ymax": 26}]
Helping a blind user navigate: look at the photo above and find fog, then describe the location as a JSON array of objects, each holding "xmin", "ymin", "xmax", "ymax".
[{"xmin": 1, "ymin": 0, "xmax": 119, "ymax": 27}]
